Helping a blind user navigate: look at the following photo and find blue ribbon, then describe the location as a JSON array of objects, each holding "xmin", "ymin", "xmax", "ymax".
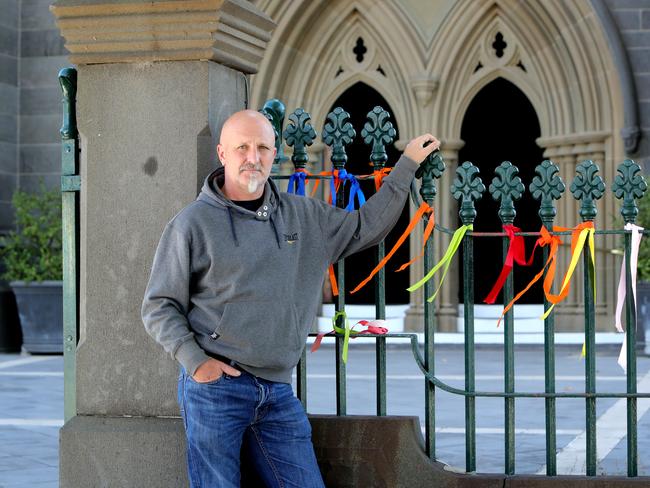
[
  {"xmin": 287, "ymin": 171, "xmax": 307, "ymax": 196},
  {"xmin": 330, "ymin": 169, "xmax": 366, "ymax": 212}
]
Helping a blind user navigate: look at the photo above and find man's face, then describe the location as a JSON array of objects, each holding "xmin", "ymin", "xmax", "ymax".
[{"xmin": 217, "ymin": 112, "xmax": 277, "ymax": 200}]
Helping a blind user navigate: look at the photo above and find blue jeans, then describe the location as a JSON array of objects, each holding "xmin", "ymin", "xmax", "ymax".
[{"xmin": 178, "ymin": 368, "xmax": 325, "ymax": 488}]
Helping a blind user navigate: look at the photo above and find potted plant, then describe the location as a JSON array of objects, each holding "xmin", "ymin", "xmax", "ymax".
[{"xmin": 0, "ymin": 185, "xmax": 63, "ymax": 354}]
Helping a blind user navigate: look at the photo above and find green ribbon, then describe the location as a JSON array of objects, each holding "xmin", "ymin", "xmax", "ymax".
[
  {"xmin": 332, "ymin": 310, "xmax": 353, "ymax": 363},
  {"xmin": 407, "ymin": 224, "xmax": 472, "ymax": 302}
]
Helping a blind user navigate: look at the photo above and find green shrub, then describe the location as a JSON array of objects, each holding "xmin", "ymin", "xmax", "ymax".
[{"xmin": 0, "ymin": 185, "xmax": 62, "ymax": 282}]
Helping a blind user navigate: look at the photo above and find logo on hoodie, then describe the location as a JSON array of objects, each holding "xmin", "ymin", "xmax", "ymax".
[{"xmin": 284, "ymin": 232, "xmax": 299, "ymax": 244}]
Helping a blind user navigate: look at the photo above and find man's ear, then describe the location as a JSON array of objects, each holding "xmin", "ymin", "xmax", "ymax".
[{"xmin": 216, "ymin": 144, "xmax": 226, "ymax": 165}]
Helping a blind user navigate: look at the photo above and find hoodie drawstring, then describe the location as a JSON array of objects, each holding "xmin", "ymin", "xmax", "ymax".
[
  {"xmin": 226, "ymin": 207, "xmax": 240, "ymax": 247},
  {"xmin": 269, "ymin": 215, "xmax": 282, "ymax": 249}
]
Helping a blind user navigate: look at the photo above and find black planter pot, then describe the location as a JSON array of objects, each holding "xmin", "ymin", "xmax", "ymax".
[
  {"xmin": 0, "ymin": 284, "xmax": 21, "ymax": 352},
  {"xmin": 10, "ymin": 281, "xmax": 63, "ymax": 354}
]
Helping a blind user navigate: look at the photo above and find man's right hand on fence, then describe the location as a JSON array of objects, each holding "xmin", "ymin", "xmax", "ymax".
[{"xmin": 403, "ymin": 134, "xmax": 440, "ymax": 164}]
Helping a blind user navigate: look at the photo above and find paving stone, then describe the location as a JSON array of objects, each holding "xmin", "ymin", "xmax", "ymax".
[
  {"xmin": 643, "ymin": 10, "xmax": 650, "ymax": 29},
  {"xmin": 0, "ymin": 141, "xmax": 18, "ymax": 174},
  {"xmin": 0, "ymin": 172, "xmax": 17, "ymax": 202}
]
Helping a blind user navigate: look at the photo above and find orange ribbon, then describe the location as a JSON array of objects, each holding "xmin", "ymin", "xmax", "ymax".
[{"xmin": 350, "ymin": 201, "xmax": 434, "ymax": 294}]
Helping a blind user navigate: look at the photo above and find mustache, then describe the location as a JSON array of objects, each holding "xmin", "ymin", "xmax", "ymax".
[{"xmin": 239, "ymin": 163, "xmax": 262, "ymax": 172}]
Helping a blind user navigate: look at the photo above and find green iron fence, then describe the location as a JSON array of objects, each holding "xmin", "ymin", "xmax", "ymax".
[
  {"xmin": 262, "ymin": 98, "xmax": 650, "ymax": 477},
  {"xmin": 58, "ymin": 65, "xmax": 650, "ymax": 476}
]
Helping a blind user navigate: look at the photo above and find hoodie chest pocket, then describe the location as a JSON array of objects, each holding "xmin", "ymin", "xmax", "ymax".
[{"xmin": 212, "ymin": 301, "xmax": 305, "ymax": 369}]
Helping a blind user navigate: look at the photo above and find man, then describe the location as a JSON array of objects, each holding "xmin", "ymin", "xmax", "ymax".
[{"xmin": 141, "ymin": 110, "xmax": 439, "ymax": 487}]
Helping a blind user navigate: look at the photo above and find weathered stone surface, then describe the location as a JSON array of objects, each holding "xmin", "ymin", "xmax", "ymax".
[
  {"xmin": 19, "ymin": 114, "xmax": 60, "ymax": 144},
  {"xmin": 20, "ymin": 29, "xmax": 67, "ymax": 57},
  {"xmin": 0, "ymin": 26, "xmax": 18, "ymax": 57},
  {"xmin": 22, "ymin": 0, "xmax": 60, "ymax": 30},
  {"xmin": 20, "ymin": 56, "xmax": 70, "ymax": 88},
  {"xmin": 50, "ymin": 0, "xmax": 275, "ymax": 72},
  {"xmin": 59, "ymin": 416, "xmax": 188, "ymax": 488},
  {"xmin": 0, "ymin": 0, "xmax": 19, "ymax": 30},
  {"xmin": 0, "ymin": 54, "xmax": 17, "ymax": 86},
  {"xmin": 0, "ymin": 114, "xmax": 17, "ymax": 145},
  {"xmin": 20, "ymin": 144, "xmax": 60, "ymax": 173},
  {"xmin": 0, "ymin": 83, "xmax": 18, "ymax": 115},
  {"xmin": 73, "ymin": 60, "xmax": 245, "ymax": 417},
  {"xmin": 0, "ymin": 142, "xmax": 17, "ymax": 174}
]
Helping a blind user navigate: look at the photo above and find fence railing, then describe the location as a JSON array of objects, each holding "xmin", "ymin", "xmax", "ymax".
[{"xmin": 263, "ymin": 98, "xmax": 650, "ymax": 477}]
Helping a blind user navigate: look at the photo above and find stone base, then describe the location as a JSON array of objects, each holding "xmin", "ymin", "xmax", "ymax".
[
  {"xmin": 59, "ymin": 416, "xmax": 188, "ymax": 488},
  {"xmin": 61, "ymin": 415, "xmax": 650, "ymax": 487}
]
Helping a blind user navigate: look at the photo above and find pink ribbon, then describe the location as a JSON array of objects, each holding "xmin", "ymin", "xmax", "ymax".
[
  {"xmin": 311, "ymin": 319, "xmax": 389, "ymax": 354},
  {"xmin": 614, "ymin": 223, "xmax": 644, "ymax": 371}
]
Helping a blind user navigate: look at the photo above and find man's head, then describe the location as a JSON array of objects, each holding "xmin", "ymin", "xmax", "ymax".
[{"xmin": 217, "ymin": 110, "xmax": 277, "ymax": 201}]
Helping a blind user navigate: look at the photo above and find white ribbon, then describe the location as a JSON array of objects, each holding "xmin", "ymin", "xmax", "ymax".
[{"xmin": 614, "ymin": 223, "xmax": 644, "ymax": 372}]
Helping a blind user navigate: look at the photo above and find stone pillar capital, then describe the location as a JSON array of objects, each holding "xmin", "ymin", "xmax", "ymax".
[{"xmin": 50, "ymin": 0, "xmax": 276, "ymax": 73}]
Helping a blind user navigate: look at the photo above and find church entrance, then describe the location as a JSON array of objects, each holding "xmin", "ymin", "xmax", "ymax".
[
  {"xmin": 457, "ymin": 77, "xmax": 545, "ymax": 305},
  {"xmin": 327, "ymin": 82, "xmax": 410, "ymax": 305}
]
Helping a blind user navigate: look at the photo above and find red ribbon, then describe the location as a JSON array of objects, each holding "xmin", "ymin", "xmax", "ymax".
[{"xmin": 484, "ymin": 224, "xmax": 529, "ymax": 304}]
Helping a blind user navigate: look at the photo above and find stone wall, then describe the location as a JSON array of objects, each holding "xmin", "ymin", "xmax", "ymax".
[
  {"xmin": 606, "ymin": 0, "xmax": 650, "ymax": 170},
  {"xmin": 0, "ymin": 0, "xmax": 19, "ymax": 232}
]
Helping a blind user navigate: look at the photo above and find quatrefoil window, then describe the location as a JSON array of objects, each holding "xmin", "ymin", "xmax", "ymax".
[
  {"xmin": 353, "ymin": 37, "xmax": 367, "ymax": 63},
  {"xmin": 492, "ymin": 32, "xmax": 507, "ymax": 58}
]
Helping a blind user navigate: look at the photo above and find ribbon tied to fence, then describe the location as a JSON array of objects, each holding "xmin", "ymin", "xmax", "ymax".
[
  {"xmin": 311, "ymin": 312, "xmax": 389, "ymax": 363},
  {"xmin": 614, "ymin": 223, "xmax": 644, "ymax": 371},
  {"xmin": 407, "ymin": 224, "xmax": 473, "ymax": 302},
  {"xmin": 483, "ymin": 224, "xmax": 529, "ymax": 305}
]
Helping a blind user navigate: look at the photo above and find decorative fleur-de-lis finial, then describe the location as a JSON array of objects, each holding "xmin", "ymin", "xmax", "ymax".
[
  {"xmin": 322, "ymin": 107, "xmax": 356, "ymax": 170},
  {"xmin": 282, "ymin": 108, "xmax": 317, "ymax": 170},
  {"xmin": 489, "ymin": 161, "xmax": 525, "ymax": 224},
  {"xmin": 451, "ymin": 161, "xmax": 485, "ymax": 225},
  {"xmin": 416, "ymin": 151, "xmax": 445, "ymax": 202},
  {"xmin": 570, "ymin": 160, "xmax": 606, "ymax": 221},
  {"xmin": 612, "ymin": 159, "xmax": 647, "ymax": 223},
  {"xmin": 260, "ymin": 99, "xmax": 287, "ymax": 165},
  {"xmin": 58, "ymin": 67, "xmax": 77, "ymax": 139},
  {"xmin": 530, "ymin": 160, "xmax": 565, "ymax": 225},
  {"xmin": 361, "ymin": 106, "xmax": 396, "ymax": 169}
]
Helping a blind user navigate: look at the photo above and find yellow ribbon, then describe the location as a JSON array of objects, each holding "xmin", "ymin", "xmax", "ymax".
[
  {"xmin": 541, "ymin": 226, "xmax": 595, "ymax": 319},
  {"xmin": 408, "ymin": 224, "xmax": 472, "ymax": 302},
  {"xmin": 331, "ymin": 311, "xmax": 352, "ymax": 363}
]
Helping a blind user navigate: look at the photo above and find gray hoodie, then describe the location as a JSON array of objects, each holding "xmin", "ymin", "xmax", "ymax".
[{"xmin": 141, "ymin": 155, "xmax": 419, "ymax": 383}]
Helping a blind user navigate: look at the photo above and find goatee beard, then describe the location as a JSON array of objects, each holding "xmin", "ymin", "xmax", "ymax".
[{"xmin": 247, "ymin": 172, "xmax": 260, "ymax": 194}]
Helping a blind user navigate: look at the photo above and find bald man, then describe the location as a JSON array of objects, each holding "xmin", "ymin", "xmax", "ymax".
[{"xmin": 142, "ymin": 110, "xmax": 440, "ymax": 487}]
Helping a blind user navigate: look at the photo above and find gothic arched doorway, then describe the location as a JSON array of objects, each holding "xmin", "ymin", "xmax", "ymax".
[
  {"xmin": 457, "ymin": 77, "xmax": 544, "ymax": 305},
  {"xmin": 327, "ymin": 82, "xmax": 410, "ymax": 305}
]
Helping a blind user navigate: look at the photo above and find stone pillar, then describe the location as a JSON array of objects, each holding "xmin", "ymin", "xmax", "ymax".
[{"xmin": 50, "ymin": 1, "xmax": 275, "ymax": 486}]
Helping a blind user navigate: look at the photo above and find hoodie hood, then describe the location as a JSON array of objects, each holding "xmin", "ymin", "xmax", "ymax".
[{"xmin": 197, "ymin": 166, "xmax": 282, "ymax": 247}]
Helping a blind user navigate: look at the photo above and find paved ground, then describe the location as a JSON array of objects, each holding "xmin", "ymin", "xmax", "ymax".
[{"xmin": 1, "ymin": 344, "xmax": 649, "ymax": 486}]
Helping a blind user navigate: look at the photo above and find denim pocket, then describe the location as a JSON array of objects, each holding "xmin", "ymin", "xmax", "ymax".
[{"xmin": 187, "ymin": 372, "xmax": 226, "ymax": 386}]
